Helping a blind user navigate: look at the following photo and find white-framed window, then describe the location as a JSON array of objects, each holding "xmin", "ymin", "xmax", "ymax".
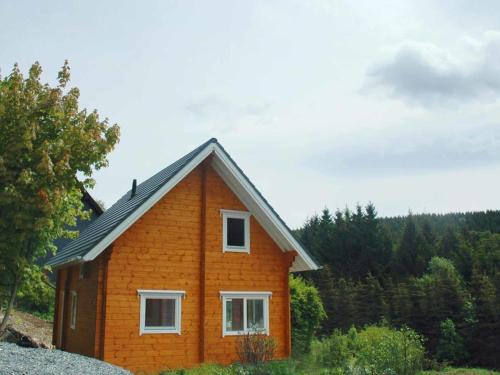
[
  {"xmin": 221, "ymin": 209, "xmax": 251, "ymax": 253},
  {"xmin": 220, "ymin": 291, "xmax": 271, "ymax": 336},
  {"xmin": 70, "ymin": 291, "xmax": 78, "ymax": 329},
  {"xmin": 138, "ymin": 290, "xmax": 184, "ymax": 335}
]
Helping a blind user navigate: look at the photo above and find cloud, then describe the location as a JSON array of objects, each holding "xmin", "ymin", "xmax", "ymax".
[
  {"xmin": 366, "ymin": 32, "xmax": 500, "ymax": 106},
  {"xmin": 311, "ymin": 124, "xmax": 500, "ymax": 177}
]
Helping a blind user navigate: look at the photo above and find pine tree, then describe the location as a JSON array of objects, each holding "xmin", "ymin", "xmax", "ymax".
[
  {"xmin": 354, "ymin": 273, "xmax": 387, "ymax": 325},
  {"xmin": 310, "ymin": 265, "xmax": 336, "ymax": 335},
  {"xmin": 439, "ymin": 227, "xmax": 460, "ymax": 259},
  {"xmin": 330, "ymin": 278, "xmax": 356, "ymax": 331},
  {"xmin": 393, "ymin": 215, "xmax": 427, "ymax": 278},
  {"xmin": 467, "ymin": 271, "xmax": 500, "ymax": 368}
]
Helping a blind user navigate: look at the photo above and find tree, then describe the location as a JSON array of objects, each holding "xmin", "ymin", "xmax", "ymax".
[
  {"xmin": 329, "ymin": 277, "xmax": 356, "ymax": 331},
  {"xmin": 0, "ymin": 61, "xmax": 119, "ymax": 333},
  {"xmin": 290, "ymin": 275, "xmax": 326, "ymax": 356},
  {"xmin": 393, "ymin": 215, "xmax": 427, "ymax": 278},
  {"xmin": 414, "ymin": 257, "xmax": 467, "ymax": 353},
  {"xmin": 354, "ymin": 273, "xmax": 387, "ymax": 325},
  {"xmin": 467, "ymin": 270, "xmax": 500, "ymax": 368},
  {"xmin": 436, "ymin": 318, "xmax": 467, "ymax": 364},
  {"xmin": 438, "ymin": 227, "xmax": 460, "ymax": 259},
  {"xmin": 310, "ymin": 265, "xmax": 336, "ymax": 335}
]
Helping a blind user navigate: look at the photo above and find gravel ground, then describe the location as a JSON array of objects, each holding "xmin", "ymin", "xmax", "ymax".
[{"xmin": 0, "ymin": 343, "xmax": 132, "ymax": 375}]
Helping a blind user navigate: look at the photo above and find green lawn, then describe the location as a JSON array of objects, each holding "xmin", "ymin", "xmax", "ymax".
[
  {"xmin": 419, "ymin": 369, "xmax": 500, "ymax": 375},
  {"xmin": 160, "ymin": 364, "xmax": 500, "ymax": 375}
]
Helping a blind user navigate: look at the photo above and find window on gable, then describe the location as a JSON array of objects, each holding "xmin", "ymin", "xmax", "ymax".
[
  {"xmin": 138, "ymin": 290, "xmax": 184, "ymax": 335},
  {"xmin": 70, "ymin": 291, "xmax": 78, "ymax": 329},
  {"xmin": 221, "ymin": 292, "xmax": 270, "ymax": 336},
  {"xmin": 222, "ymin": 210, "xmax": 251, "ymax": 252}
]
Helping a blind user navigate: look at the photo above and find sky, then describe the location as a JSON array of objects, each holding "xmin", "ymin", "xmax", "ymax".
[{"xmin": 1, "ymin": 0, "xmax": 500, "ymax": 228}]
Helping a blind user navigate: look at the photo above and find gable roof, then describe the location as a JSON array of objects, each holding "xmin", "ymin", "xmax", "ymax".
[{"xmin": 46, "ymin": 138, "xmax": 319, "ymax": 272}]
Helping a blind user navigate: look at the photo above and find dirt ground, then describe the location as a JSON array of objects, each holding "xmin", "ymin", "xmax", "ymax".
[{"xmin": 0, "ymin": 309, "xmax": 53, "ymax": 347}]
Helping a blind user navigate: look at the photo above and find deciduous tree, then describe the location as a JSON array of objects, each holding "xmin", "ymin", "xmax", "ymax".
[{"xmin": 0, "ymin": 61, "xmax": 119, "ymax": 333}]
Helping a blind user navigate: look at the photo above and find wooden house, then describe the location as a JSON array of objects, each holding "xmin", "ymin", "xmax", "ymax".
[{"xmin": 47, "ymin": 138, "xmax": 319, "ymax": 373}]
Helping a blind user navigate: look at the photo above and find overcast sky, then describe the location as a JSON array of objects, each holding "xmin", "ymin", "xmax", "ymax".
[{"xmin": 2, "ymin": 0, "xmax": 500, "ymax": 227}]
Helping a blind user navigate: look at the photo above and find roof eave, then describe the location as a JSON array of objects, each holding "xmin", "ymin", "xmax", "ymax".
[
  {"xmin": 46, "ymin": 255, "xmax": 83, "ymax": 269},
  {"xmin": 81, "ymin": 143, "xmax": 216, "ymax": 262},
  {"xmin": 211, "ymin": 144, "xmax": 319, "ymax": 272},
  {"xmin": 63, "ymin": 139, "xmax": 319, "ymax": 272}
]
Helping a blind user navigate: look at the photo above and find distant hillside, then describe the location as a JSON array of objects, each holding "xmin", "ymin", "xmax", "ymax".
[{"xmin": 380, "ymin": 210, "xmax": 500, "ymax": 240}]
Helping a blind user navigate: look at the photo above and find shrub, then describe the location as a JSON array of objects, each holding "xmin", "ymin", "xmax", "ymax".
[
  {"xmin": 436, "ymin": 319, "xmax": 467, "ymax": 364},
  {"xmin": 236, "ymin": 332, "xmax": 277, "ymax": 364},
  {"xmin": 354, "ymin": 325, "xmax": 425, "ymax": 375},
  {"xmin": 300, "ymin": 325, "xmax": 425, "ymax": 375},
  {"xmin": 290, "ymin": 275, "xmax": 326, "ymax": 357},
  {"xmin": 159, "ymin": 361, "xmax": 296, "ymax": 375},
  {"xmin": 307, "ymin": 330, "xmax": 351, "ymax": 369},
  {"xmin": 235, "ymin": 361, "xmax": 297, "ymax": 375}
]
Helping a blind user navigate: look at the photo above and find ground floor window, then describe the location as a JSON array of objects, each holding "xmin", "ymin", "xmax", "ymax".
[
  {"xmin": 70, "ymin": 291, "xmax": 78, "ymax": 329},
  {"xmin": 138, "ymin": 290, "xmax": 185, "ymax": 335},
  {"xmin": 220, "ymin": 291, "xmax": 271, "ymax": 336}
]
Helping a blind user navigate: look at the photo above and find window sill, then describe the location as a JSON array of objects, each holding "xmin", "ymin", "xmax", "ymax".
[
  {"xmin": 223, "ymin": 247, "xmax": 250, "ymax": 253},
  {"xmin": 223, "ymin": 330, "xmax": 269, "ymax": 337},
  {"xmin": 140, "ymin": 329, "xmax": 181, "ymax": 335}
]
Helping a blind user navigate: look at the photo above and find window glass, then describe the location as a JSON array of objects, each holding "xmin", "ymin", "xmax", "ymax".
[
  {"xmin": 226, "ymin": 298, "xmax": 244, "ymax": 331},
  {"xmin": 247, "ymin": 299, "xmax": 264, "ymax": 330},
  {"xmin": 70, "ymin": 293, "xmax": 77, "ymax": 329},
  {"xmin": 145, "ymin": 298, "xmax": 176, "ymax": 328},
  {"xmin": 227, "ymin": 218, "xmax": 245, "ymax": 247}
]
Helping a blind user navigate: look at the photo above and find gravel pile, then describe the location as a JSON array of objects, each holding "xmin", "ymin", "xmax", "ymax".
[{"xmin": 0, "ymin": 343, "xmax": 132, "ymax": 375}]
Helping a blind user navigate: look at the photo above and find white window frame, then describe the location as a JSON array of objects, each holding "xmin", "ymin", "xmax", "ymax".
[
  {"xmin": 70, "ymin": 291, "xmax": 77, "ymax": 330},
  {"xmin": 220, "ymin": 291, "xmax": 271, "ymax": 337},
  {"xmin": 79, "ymin": 263, "xmax": 85, "ymax": 279},
  {"xmin": 138, "ymin": 290, "xmax": 185, "ymax": 335},
  {"xmin": 221, "ymin": 209, "xmax": 251, "ymax": 253}
]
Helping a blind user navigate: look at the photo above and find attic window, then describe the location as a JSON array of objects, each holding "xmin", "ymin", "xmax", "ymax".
[{"xmin": 221, "ymin": 210, "xmax": 251, "ymax": 253}]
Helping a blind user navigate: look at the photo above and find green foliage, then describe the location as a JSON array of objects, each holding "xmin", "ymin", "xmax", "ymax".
[
  {"xmin": 299, "ymin": 204, "xmax": 392, "ymax": 281},
  {"xmin": 305, "ymin": 330, "xmax": 351, "ymax": 369},
  {"xmin": 418, "ymin": 369, "xmax": 500, "ymax": 375},
  {"xmin": 354, "ymin": 326, "xmax": 425, "ymax": 375},
  {"xmin": 159, "ymin": 361, "xmax": 297, "ymax": 375},
  {"xmin": 15, "ymin": 265, "xmax": 54, "ymax": 319},
  {"xmin": 0, "ymin": 61, "xmax": 119, "ymax": 330},
  {"xmin": 436, "ymin": 319, "xmax": 467, "ymax": 364},
  {"xmin": 290, "ymin": 275, "xmax": 326, "ymax": 356},
  {"xmin": 393, "ymin": 214, "xmax": 430, "ymax": 278},
  {"xmin": 303, "ymin": 325, "xmax": 425, "ymax": 375},
  {"xmin": 381, "ymin": 210, "xmax": 500, "ymax": 240},
  {"xmin": 298, "ymin": 203, "xmax": 500, "ymax": 370}
]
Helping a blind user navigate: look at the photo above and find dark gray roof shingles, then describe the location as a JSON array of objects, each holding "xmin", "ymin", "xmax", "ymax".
[
  {"xmin": 46, "ymin": 138, "xmax": 215, "ymax": 266},
  {"xmin": 47, "ymin": 138, "xmax": 319, "ymax": 268}
]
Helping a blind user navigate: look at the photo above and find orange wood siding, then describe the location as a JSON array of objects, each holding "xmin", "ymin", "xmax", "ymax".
[
  {"xmin": 57, "ymin": 163, "xmax": 294, "ymax": 374},
  {"xmin": 202, "ymin": 166, "xmax": 292, "ymax": 365},
  {"xmin": 103, "ymin": 167, "xmax": 203, "ymax": 373}
]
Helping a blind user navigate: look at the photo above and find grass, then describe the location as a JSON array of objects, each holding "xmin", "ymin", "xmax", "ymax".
[
  {"xmin": 160, "ymin": 364, "xmax": 500, "ymax": 375},
  {"xmin": 159, "ymin": 361, "xmax": 299, "ymax": 375},
  {"xmin": 419, "ymin": 369, "xmax": 500, "ymax": 375}
]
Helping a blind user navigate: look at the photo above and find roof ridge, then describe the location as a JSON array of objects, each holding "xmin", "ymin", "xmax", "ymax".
[{"xmin": 47, "ymin": 138, "xmax": 216, "ymax": 266}]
